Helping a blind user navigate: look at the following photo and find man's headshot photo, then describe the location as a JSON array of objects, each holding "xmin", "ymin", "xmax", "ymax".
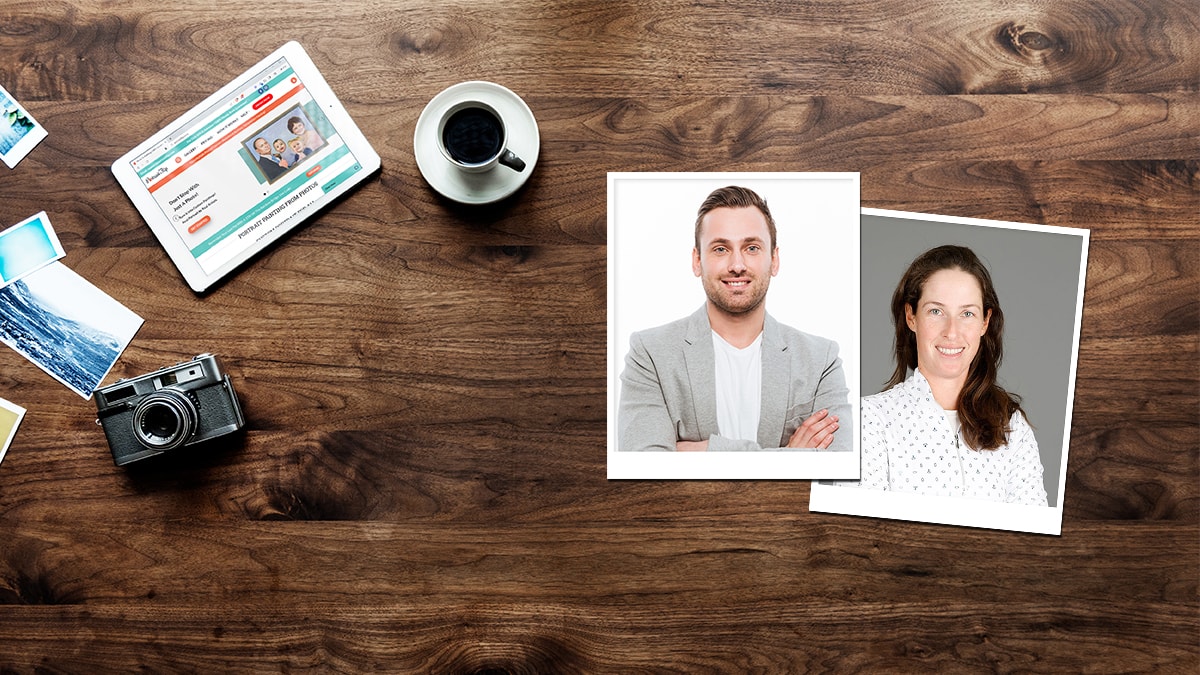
[{"xmin": 607, "ymin": 173, "xmax": 860, "ymax": 480}]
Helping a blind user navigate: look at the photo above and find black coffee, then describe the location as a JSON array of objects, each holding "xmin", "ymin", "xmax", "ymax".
[{"xmin": 442, "ymin": 107, "xmax": 503, "ymax": 165}]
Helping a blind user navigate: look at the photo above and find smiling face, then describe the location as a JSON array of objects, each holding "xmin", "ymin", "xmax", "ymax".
[
  {"xmin": 253, "ymin": 138, "xmax": 271, "ymax": 156},
  {"xmin": 273, "ymin": 139, "xmax": 287, "ymax": 154},
  {"xmin": 289, "ymin": 120, "xmax": 305, "ymax": 135},
  {"xmin": 905, "ymin": 268, "xmax": 991, "ymax": 393},
  {"xmin": 289, "ymin": 139, "xmax": 304, "ymax": 154},
  {"xmin": 692, "ymin": 206, "xmax": 779, "ymax": 317}
]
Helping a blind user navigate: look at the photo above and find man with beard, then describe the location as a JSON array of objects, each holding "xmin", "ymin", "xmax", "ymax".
[{"xmin": 618, "ymin": 185, "xmax": 852, "ymax": 452}]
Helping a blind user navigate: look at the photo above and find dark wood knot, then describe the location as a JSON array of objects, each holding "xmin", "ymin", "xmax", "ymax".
[
  {"xmin": 428, "ymin": 633, "xmax": 586, "ymax": 674},
  {"xmin": 1018, "ymin": 30, "xmax": 1053, "ymax": 50},
  {"xmin": 996, "ymin": 22, "xmax": 1061, "ymax": 57},
  {"xmin": 472, "ymin": 245, "xmax": 533, "ymax": 268},
  {"xmin": 0, "ymin": 568, "xmax": 80, "ymax": 605}
]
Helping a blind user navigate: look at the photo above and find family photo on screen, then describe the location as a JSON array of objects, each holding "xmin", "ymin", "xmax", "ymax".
[{"xmin": 242, "ymin": 106, "xmax": 326, "ymax": 184}]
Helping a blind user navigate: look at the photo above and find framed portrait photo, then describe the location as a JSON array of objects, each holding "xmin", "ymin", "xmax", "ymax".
[
  {"xmin": 607, "ymin": 172, "xmax": 861, "ymax": 480},
  {"xmin": 810, "ymin": 209, "xmax": 1089, "ymax": 535}
]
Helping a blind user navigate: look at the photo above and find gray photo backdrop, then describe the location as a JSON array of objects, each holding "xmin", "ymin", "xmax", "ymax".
[{"xmin": 861, "ymin": 213, "xmax": 1087, "ymax": 508}]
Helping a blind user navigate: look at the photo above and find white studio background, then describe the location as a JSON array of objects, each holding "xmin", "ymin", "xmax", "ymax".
[{"xmin": 607, "ymin": 172, "xmax": 861, "ymax": 475}]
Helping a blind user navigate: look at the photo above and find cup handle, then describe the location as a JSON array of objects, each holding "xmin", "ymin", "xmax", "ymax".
[{"xmin": 499, "ymin": 149, "xmax": 526, "ymax": 172}]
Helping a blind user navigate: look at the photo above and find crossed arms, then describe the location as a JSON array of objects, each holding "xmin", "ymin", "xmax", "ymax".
[{"xmin": 617, "ymin": 327, "xmax": 853, "ymax": 452}]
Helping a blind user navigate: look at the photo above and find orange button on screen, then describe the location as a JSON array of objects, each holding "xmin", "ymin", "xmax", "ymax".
[
  {"xmin": 306, "ymin": 165, "xmax": 322, "ymax": 177},
  {"xmin": 187, "ymin": 215, "xmax": 211, "ymax": 234}
]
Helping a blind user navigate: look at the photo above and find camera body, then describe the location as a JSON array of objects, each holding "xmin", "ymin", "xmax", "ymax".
[{"xmin": 94, "ymin": 354, "xmax": 245, "ymax": 466}]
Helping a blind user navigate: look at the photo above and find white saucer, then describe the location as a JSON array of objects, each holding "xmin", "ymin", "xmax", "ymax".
[{"xmin": 414, "ymin": 81, "xmax": 539, "ymax": 205}]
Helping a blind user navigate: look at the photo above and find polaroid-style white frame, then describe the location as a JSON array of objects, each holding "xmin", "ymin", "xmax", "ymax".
[
  {"xmin": 810, "ymin": 208, "xmax": 1090, "ymax": 535},
  {"xmin": 0, "ymin": 211, "xmax": 65, "ymax": 288},
  {"xmin": 0, "ymin": 83, "xmax": 48, "ymax": 168},
  {"xmin": 111, "ymin": 41, "xmax": 380, "ymax": 292},
  {"xmin": 607, "ymin": 172, "xmax": 861, "ymax": 480},
  {"xmin": 0, "ymin": 397, "xmax": 25, "ymax": 466},
  {"xmin": 0, "ymin": 262, "xmax": 143, "ymax": 399}
]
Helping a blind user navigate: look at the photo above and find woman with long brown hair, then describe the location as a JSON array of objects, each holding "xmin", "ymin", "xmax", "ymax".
[{"xmin": 858, "ymin": 245, "xmax": 1047, "ymax": 505}]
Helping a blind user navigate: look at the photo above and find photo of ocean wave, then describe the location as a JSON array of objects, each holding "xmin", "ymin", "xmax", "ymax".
[{"xmin": 0, "ymin": 262, "xmax": 142, "ymax": 398}]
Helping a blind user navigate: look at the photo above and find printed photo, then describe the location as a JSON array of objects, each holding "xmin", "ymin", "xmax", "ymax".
[
  {"xmin": 241, "ymin": 105, "xmax": 326, "ymax": 184},
  {"xmin": 0, "ymin": 397, "xmax": 25, "ymax": 467},
  {"xmin": 0, "ymin": 211, "xmax": 65, "ymax": 288},
  {"xmin": 608, "ymin": 172, "xmax": 861, "ymax": 480},
  {"xmin": 0, "ymin": 262, "xmax": 143, "ymax": 399},
  {"xmin": 809, "ymin": 209, "xmax": 1089, "ymax": 535},
  {"xmin": 0, "ymin": 83, "xmax": 47, "ymax": 168}
]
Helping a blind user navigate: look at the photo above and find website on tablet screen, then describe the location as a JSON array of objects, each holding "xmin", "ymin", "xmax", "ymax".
[{"xmin": 128, "ymin": 56, "xmax": 366, "ymax": 274}]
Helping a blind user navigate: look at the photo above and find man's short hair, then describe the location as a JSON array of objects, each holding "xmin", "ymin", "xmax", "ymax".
[{"xmin": 694, "ymin": 186, "xmax": 777, "ymax": 252}]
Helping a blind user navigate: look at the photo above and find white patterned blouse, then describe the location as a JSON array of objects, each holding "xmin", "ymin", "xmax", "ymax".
[{"xmin": 856, "ymin": 368, "xmax": 1048, "ymax": 506}]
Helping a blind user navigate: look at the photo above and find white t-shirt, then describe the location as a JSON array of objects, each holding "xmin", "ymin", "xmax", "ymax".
[
  {"xmin": 712, "ymin": 331, "xmax": 763, "ymax": 443},
  {"xmin": 944, "ymin": 409, "xmax": 959, "ymax": 440}
]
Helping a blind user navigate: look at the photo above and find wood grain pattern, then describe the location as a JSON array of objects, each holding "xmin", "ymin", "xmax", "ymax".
[
  {"xmin": 0, "ymin": 521, "xmax": 1196, "ymax": 668},
  {"xmin": 0, "ymin": 0, "xmax": 1197, "ymax": 671},
  {"xmin": 2, "ymin": 519, "xmax": 1196, "ymax": 603},
  {"xmin": 3, "ymin": 0, "xmax": 1196, "ymax": 99},
  {"xmin": 0, "ymin": 601, "xmax": 1191, "ymax": 672},
  {"xmin": 0, "ymin": 416, "xmax": 1193, "ymax": 522}
]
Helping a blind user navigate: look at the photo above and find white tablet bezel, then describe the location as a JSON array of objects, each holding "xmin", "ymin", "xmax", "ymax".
[{"xmin": 111, "ymin": 41, "xmax": 380, "ymax": 292}]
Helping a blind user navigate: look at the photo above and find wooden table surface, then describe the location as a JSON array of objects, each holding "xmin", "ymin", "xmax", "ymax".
[{"xmin": 1, "ymin": 1, "xmax": 1196, "ymax": 671}]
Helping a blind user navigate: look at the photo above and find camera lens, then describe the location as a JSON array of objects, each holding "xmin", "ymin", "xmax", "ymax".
[
  {"xmin": 142, "ymin": 406, "xmax": 179, "ymax": 438},
  {"xmin": 132, "ymin": 390, "xmax": 198, "ymax": 451}
]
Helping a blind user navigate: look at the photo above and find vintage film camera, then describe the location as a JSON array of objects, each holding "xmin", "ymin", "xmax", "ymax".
[{"xmin": 94, "ymin": 354, "xmax": 245, "ymax": 466}]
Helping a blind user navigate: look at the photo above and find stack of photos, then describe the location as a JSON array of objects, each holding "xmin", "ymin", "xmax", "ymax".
[{"xmin": 606, "ymin": 175, "xmax": 1089, "ymax": 536}]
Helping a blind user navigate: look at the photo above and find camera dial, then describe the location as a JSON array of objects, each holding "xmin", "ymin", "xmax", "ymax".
[{"xmin": 132, "ymin": 389, "xmax": 198, "ymax": 451}]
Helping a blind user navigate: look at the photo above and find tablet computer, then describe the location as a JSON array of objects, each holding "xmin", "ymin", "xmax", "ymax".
[{"xmin": 112, "ymin": 41, "xmax": 380, "ymax": 292}]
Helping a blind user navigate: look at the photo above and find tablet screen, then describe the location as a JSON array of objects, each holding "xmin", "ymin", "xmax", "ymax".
[{"xmin": 125, "ymin": 53, "xmax": 369, "ymax": 276}]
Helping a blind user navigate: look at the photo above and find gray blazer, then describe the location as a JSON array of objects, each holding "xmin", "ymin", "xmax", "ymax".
[{"xmin": 618, "ymin": 305, "xmax": 852, "ymax": 452}]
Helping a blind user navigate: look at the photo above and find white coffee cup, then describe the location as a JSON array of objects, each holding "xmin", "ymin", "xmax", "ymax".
[{"xmin": 436, "ymin": 100, "xmax": 526, "ymax": 173}]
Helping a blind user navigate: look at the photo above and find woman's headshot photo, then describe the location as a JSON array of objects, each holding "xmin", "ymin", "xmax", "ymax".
[
  {"xmin": 860, "ymin": 244, "xmax": 1047, "ymax": 505},
  {"xmin": 811, "ymin": 209, "xmax": 1089, "ymax": 535}
]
